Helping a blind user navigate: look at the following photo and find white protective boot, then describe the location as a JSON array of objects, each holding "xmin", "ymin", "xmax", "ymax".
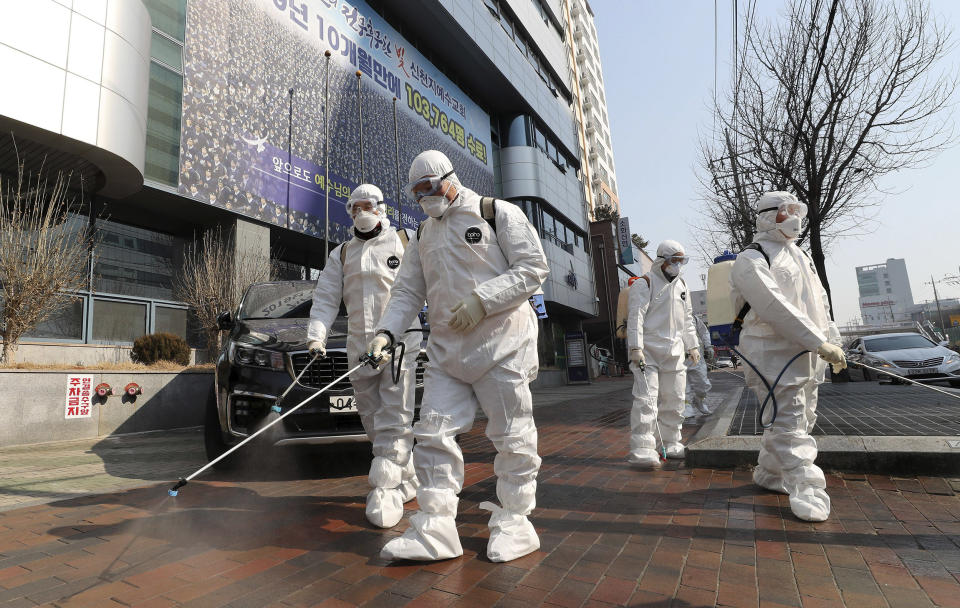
[
  {"xmin": 664, "ymin": 443, "xmax": 685, "ymax": 459},
  {"xmin": 380, "ymin": 488, "xmax": 462, "ymax": 561},
  {"xmin": 480, "ymin": 502, "xmax": 540, "ymax": 562},
  {"xmin": 790, "ymin": 486, "xmax": 831, "ymax": 522},
  {"xmin": 397, "ymin": 458, "xmax": 420, "ymax": 503},
  {"xmin": 366, "ymin": 456, "xmax": 405, "ymax": 529},
  {"xmin": 752, "ymin": 465, "xmax": 789, "ymax": 494},
  {"xmin": 628, "ymin": 448, "xmax": 662, "ymax": 468}
]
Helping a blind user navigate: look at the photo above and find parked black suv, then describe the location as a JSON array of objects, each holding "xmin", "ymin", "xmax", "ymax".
[{"xmin": 206, "ymin": 280, "xmax": 424, "ymax": 465}]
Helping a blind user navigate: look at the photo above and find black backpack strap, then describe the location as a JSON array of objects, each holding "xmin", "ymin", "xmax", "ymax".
[
  {"xmin": 417, "ymin": 222, "xmax": 425, "ymax": 240},
  {"xmin": 480, "ymin": 197, "xmax": 497, "ymax": 234},
  {"xmin": 733, "ymin": 243, "xmax": 770, "ymax": 331},
  {"xmin": 743, "ymin": 242, "xmax": 770, "ymax": 265},
  {"xmin": 338, "ymin": 242, "xmax": 348, "ymax": 266},
  {"xmin": 397, "ymin": 228, "xmax": 410, "ymax": 248}
]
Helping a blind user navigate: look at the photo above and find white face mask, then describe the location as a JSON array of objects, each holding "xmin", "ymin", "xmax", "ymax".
[
  {"xmin": 419, "ymin": 196, "xmax": 449, "ymax": 218},
  {"xmin": 353, "ymin": 210, "xmax": 381, "ymax": 233},
  {"xmin": 663, "ymin": 262, "xmax": 680, "ymax": 278},
  {"xmin": 778, "ymin": 215, "xmax": 802, "ymax": 240}
]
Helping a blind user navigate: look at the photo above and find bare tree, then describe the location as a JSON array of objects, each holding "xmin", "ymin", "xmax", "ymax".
[
  {"xmin": 699, "ymin": 0, "xmax": 956, "ymax": 311},
  {"xmin": 174, "ymin": 226, "xmax": 271, "ymax": 355},
  {"xmin": 0, "ymin": 164, "xmax": 94, "ymax": 364}
]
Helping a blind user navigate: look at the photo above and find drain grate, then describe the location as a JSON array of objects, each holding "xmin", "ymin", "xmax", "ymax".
[{"xmin": 728, "ymin": 383, "xmax": 960, "ymax": 436}]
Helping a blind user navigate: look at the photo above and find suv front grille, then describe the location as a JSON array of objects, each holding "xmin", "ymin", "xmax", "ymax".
[
  {"xmin": 291, "ymin": 351, "xmax": 353, "ymax": 390},
  {"xmin": 892, "ymin": 357, "xmax": 943, "ymax": 368}
]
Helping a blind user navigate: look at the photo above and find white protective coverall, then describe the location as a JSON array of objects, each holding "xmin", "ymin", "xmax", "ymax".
[
  {"xmin": 685, "ymin": 315, "xmax": 713, "ymax": 415},
  {"xmin": 375, "ymin": 150, "xmax": 549, "ymax": 562},
  {"xmin": 729, "ymin": 191, "xmax": 841, "ymax": 522},
  {"xmin": 626, "ymin": 241, "xmax": 699, "ymax": 466},
  {"xmin": 308, "ymin": 185, "xmax": 421, "ymax": 529}
]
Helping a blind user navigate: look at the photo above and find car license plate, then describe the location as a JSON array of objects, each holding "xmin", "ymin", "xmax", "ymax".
[
  {"xmin": 905, "ymin": 367, "xmax": 938, "ymax": 375},
  {"xmin": 329, "ymin": 394, "xmax": 358, "ymax": 413}
]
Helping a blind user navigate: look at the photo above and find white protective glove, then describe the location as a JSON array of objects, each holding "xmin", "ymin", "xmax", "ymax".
[
  {"xmin": 629, "ymin": 348, "xmax": 645, "ymax": 367},
  {"xmin": 308, "ymin": 340, "xmax": 326, "ymax": 358},
  {"xmin": 816, "ymin": 342, "xmax": 847, "ymax": 374},
  {"xmin": 367, "ymin": 334, "xmax": 392, "ymax": 365},
  {"xmin": 448, "ymin": 294, "xmax": 487, "ymax": 333},
  {"xmin": 687, "ymin": 348, "xmax": 701, "ymax": 366}
]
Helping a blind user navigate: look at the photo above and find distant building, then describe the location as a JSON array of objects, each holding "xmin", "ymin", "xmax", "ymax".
[
  {"xmin": 856, "ymin": 259, "xmax": 914, "ymax": 326},
  {"xmin": 690, "ymin": 289, "xmax": 707, "ymax": 319},
  {"xmin": 562, "ymin": 0, "xmax": 620, "ymax": 219}
]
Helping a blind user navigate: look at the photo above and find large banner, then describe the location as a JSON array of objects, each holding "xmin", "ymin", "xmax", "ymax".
[{"xmin": 179, "ymin": 0, "xmax": 494, "ymax": 244}]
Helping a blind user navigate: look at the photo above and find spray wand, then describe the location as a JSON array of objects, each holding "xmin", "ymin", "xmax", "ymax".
[{"xmin": 168, "ymin": 352, "xmax": 387, "ymax": 496}]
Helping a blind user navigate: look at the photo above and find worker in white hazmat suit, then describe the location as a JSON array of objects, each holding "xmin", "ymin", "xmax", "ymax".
[
  {"xmin": 626, "ymin": 240, "xmax": 700, "ymax": 467},
  {"xmin": 685, "ymin": 315, "xmax": 713, "ymax": 415},
  {"xmin": 307, "ymin": 184, "xmax": 420, "ymax": 529},
  {"xmin": 730, "ymin": 191, "xmax": 845, "ymax": 522},
  {"xmin": 367, "ymin": 150, "xmax": 549, "ymax": 562}
]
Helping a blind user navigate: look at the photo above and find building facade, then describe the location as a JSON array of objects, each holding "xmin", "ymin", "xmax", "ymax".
[
  {"xmin": 559, "ymin": 0, "xmax": 619, "ymax": 219},
  {"xmin": 856, "ymin": 258, "xmax": 914, "ymax": 326},
  {"xmin": 1, "ymin": 0, "xmax": 597, "ymax": 383}
]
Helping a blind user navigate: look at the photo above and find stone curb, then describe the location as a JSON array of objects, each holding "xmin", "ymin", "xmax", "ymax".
[{"xmin": 685, "ymin": 386, "xmax": 960, "ymax": 474}]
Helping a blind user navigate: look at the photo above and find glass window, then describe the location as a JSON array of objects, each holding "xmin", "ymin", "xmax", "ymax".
[
  {"xmin": 484, "ymin": 0, "xmax": 499, "ymax": 17},
  {"xmin": 155, "ymin": 306, "xmax": 188, "ymax": 338},
  {"xmin": 546, "ymin": 139, "xmax": 557, "ymax": 163},
  {"xmin": 94, "ymin": 219, "xmax": 184, "ymax": 300},
  {"xmin": 507, "ymin": 115, "xmax": 531, "ymax": 147},
  {"xmin": 145, "ymin": 62, "xmax": 183, "ymax": 186},
  {"xmin": 142, "ymin": 0, "xmax": 187, "ymax": 41},
  {"xmin": 499, "ymin": 12, "xmax": 513, "ymax": 39},
  {"xmin": 533, "ymin": 125, "xmax": 546, "ymax": 152},
  {"xmin": 92, "ymin": 300, "xmax": 147, "ymax": 343},
  {"xmin": 150, "ymin": 31, "xmax": 182, "ymax": 71},
  {"xmin": 19, "ymin": 298, "xmax": 85, "ymax": 341},
  {"xmin": 515, "ymin": 32, "xmax": 526, "ymax": 55}
]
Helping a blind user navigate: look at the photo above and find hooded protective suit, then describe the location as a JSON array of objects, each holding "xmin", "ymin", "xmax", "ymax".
[
  {"xmin": 308, "ymin": 184, "xmax": 421, "ymax": 529},
  {"xmin": 685, "ymin": 315, "xmax": 713, "ymax": 415},
  {"xmin": 625, "ymin": 240, "xmax": 699, "ymax": 466},
  {"xmin": 372, "ymin": 150, "xmax": 549, "ymax": 562},
  {"xmin": 729, "ymin": 191, "xmax": 841, "ymax": 522}
]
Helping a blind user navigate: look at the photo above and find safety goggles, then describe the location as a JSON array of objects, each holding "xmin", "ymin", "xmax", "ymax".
[
  {"xmin": 758, "ymin": 201, "xmax": 807, "ymax": 219},
  {"xmin": 666, "ymin": 254, "xmax": 690, "ymax": 266},
  {"xmin": 346, "ymin": 198, "xmax": 377, "ymax": 217},
  {"xmin": 406, "ymin": 170, "xmax": 454, "ymax": 200}
]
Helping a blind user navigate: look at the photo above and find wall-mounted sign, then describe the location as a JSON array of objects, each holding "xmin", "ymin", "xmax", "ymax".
[{"xmin": 65, "ymin": 375, "xmax": 93, "ymax": 419}]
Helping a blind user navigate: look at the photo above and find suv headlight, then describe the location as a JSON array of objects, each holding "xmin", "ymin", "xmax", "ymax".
[
  {"xmin": 230, "ymin": 343, "xmax": 285, "ymax": 370},
  {"xmin": 944, "ymin": 353, "xmax": 960, "ymax": 365}
]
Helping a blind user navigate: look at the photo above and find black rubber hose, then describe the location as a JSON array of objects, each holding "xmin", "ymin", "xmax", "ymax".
[{"xmin": 720, "ymin": 335, "xmax": 809, "ymax": 429}]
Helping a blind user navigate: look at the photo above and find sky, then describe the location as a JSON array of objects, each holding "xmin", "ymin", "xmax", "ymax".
[{"xmin": 591, "ymin": 0, "xmax": 960, "ymax": 325}]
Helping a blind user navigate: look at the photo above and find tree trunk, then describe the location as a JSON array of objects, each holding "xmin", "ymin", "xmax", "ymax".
[
  {"xmin": 1, "ymin": 332, "xmax": 15, "ymax": 365},
  {"xmin": 806, "ymin": 218, "xmax": 834, "ymax": 321}
]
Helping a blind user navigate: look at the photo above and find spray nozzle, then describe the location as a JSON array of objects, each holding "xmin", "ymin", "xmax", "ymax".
[{"xmin": 168, "ymin": 478, "xmax": 187, "ymax": 497}]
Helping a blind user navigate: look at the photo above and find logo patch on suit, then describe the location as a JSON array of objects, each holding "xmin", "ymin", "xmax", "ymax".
[
  {"xmin": 386, "ymin": 255, "xmax": 400, "ymax": 269},
  {"xmin": 464, "ymin": 227, "xmax": 483, "ymax": 244},
  {"xmin": 681, "ymin": 292, "xmax": 687, "ymax": 300}
]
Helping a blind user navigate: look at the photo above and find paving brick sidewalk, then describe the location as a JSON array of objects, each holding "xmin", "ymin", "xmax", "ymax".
[{"xmin": 2, "ymin": 376, "xmax": 960, "ymax": 607}]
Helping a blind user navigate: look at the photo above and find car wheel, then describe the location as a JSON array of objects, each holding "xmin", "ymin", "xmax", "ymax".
[{"xmin": 204, "ymin": 387, "xmax": 238, "ymax": 470}]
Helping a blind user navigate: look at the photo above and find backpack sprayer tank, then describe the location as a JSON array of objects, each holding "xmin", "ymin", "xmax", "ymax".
[{"xmin": 706, "ymin": 250, "xmax": 739, "ymax": 347}]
